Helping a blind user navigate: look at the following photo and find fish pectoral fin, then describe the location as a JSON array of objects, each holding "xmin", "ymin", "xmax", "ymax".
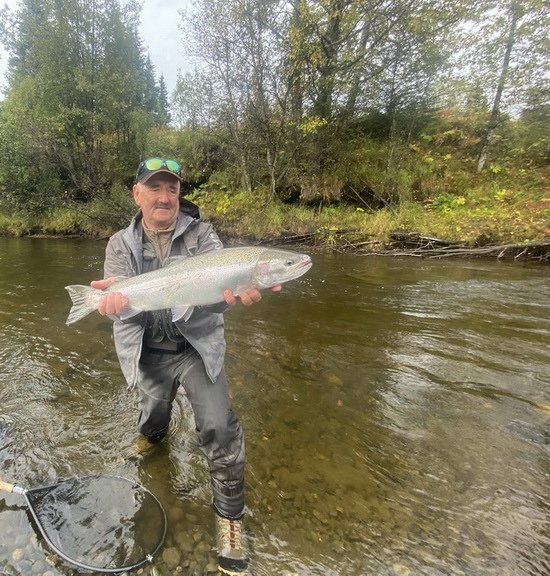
[{"xmin": 172, "ymin": 305, "xmax": 194, "ymax": 322}]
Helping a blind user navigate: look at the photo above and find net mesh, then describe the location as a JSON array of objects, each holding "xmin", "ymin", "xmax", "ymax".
[{"xmin": 25, "ymin": 475, "xmax": 166, "ymax": 572}]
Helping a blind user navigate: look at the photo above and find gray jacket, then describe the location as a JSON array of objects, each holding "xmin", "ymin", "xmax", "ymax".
[{"xmin": 104, "ymin": 201, "xmax": 228, "ymax": 388}]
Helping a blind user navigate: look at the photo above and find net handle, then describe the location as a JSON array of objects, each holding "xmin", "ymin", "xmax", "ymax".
[
  {"xmin": 0, "ymin": 477, "xmax": 25, "ymax": 495},
  {"xmin": 0, "ymin": 478, "xmax": 15, "ymax": 492}
]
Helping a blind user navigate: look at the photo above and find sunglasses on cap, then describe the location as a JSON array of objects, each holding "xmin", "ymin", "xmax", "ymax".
[{"xmin": 136, "ymin": 158, "xmax": 182, "ymax": 183}]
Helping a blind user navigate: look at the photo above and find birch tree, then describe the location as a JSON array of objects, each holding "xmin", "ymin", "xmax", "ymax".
[
  {"xmin": 447, "ymin": 0, "xmax": 549, "ymax": 171},
  {"xmin": 477, "ymin": 1, "xmax": 522, "ymax": 172}
]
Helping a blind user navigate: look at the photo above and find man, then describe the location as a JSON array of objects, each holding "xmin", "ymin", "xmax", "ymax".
[{"xmin": 91, "ymin": 157, "xmax": 281, "ymax": 574}]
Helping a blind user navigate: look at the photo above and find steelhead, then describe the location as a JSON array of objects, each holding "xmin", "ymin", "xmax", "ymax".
[{"xmin": 65, "ymin": 246, "xmax": 312, "ymax": 325}]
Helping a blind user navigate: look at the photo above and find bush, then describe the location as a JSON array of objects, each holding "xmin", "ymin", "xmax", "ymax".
[{"xmin": 81, "ymin": 183, "xmax": 136, "ymax": 235}]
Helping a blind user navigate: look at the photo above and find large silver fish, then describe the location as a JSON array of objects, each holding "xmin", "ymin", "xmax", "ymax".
[{"xmin": 65, "ymin": 246, "xmax": 312, "ymax": 325}]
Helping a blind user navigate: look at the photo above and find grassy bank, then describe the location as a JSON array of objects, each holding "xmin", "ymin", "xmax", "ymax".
[
  {"xmin": 187, "ymin": 169, "xmax": 550, "ymax": 252},
  {"xmin": 0, "ymin": 171, "xmax": 548, "ymax": 254}
]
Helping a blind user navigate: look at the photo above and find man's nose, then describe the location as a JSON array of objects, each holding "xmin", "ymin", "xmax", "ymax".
[{"xmin": 156, "ymin": 186, "xmax": 172, "ymax": 200}]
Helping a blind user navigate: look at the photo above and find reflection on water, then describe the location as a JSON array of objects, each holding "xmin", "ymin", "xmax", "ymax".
[
  {"xmin": 0, "ymin": 237, "xmax": 548, "ymax": 575},
  {"xmin": 27, "ymin": 475, "xmax": 166, "ymax": 571}
]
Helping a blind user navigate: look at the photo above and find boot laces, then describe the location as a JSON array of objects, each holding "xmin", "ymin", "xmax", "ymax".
[{"xmin": 217, "ymin": 516, "xmax": 244, "ymax": 552}]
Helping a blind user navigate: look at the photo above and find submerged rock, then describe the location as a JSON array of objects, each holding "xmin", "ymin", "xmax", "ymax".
[{"xmin": 161, "ymin": 547, "xmax": 181, "ymax": 570}]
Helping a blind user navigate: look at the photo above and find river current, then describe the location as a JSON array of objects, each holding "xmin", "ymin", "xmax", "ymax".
[{"xmin": 0, "ymin": 237, "xmax": 548, "ymax": 575}]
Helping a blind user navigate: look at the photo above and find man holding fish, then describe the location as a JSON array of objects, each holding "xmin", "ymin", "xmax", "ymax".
[{"xmin": 79, "ymin": 157, "xmax": 311, "ymax": 575}]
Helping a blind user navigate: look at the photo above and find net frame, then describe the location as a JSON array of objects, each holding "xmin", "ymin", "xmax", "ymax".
[{"xmin": 5, "ymin": 475, "xmax": 167, "ymax": 573}]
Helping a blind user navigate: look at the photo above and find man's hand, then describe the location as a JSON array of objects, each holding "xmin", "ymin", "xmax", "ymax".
[
  {"xmin": 223, "ymin": 285, "xmax": 282, "ymax": 307},
  {"xmin": 90, "ymin": 277, "xmax": 129, "ymax": 316}
]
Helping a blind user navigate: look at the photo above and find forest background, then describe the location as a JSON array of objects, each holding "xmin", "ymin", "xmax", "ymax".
[{"xmin": 0, "ymin": 0, "xmax": 548, "ymax": 253}]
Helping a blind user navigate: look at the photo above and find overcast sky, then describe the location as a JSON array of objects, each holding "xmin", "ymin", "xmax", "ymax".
[
  {"xmin": 138, "ymin": 0, "xmax": 194, "ymax": 92},
  {"xmin": 0, "ymin": 0, "xmax": 194, "ymax": 96}
]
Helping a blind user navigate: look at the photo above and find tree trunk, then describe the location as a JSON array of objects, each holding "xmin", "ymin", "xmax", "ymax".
[
  {"xmin": 288, "ymin": 0, "xmax": 305, "ymax": 123},
  {"xmin": 313, "ymin": 1, "xmax": 347, "ymax": 120},
  {"xmin": 344, "ymin": 20, "xmax": 369, "ymax": 118},
  {"xmin": 477, "ymin": 2, "xmax": 521, "ymax": 172},
  {"xmin": 267, "ymin": 147, "xmax": 277, "ymax": 199}
]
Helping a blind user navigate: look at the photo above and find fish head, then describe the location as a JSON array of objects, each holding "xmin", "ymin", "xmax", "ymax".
[{"xmin": 253, "ymin": 249, "xmax": 312, "ymax": 289}]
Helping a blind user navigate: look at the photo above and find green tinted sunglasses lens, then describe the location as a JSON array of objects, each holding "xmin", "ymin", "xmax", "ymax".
[
  {"xmin": 143, "ymin": 158, "xmax": 180, "ymax": 173},
  {"xmin": 165, "ymin": 160, "xmax": 180, "ymax": 172},
  {"xmin": 144, "ymin": 158, "xmax": 163, "ymax": 170}
]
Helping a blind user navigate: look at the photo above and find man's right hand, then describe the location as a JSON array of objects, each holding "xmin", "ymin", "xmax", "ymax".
[{"xmin": 90, "ymin": 277, "xmax": 129, "ymax": 316}]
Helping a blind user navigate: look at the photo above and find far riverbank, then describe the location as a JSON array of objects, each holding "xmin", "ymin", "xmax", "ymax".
[{"xmin": 1, "ymin": 183, "xmax": 548, "ymax": 262}]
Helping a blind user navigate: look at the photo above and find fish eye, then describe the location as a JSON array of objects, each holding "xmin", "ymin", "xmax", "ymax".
[{"xmin": 285, "ymin": 260, "xmax": 293, "ymax": 266}]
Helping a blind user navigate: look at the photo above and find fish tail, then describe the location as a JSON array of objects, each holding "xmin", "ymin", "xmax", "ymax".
[{"xmin": 64, "ymin": 285, "xmax": 99, "ymax": 325}]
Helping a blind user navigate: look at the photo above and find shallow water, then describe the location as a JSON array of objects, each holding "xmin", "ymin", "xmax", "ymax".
[{"xmin": 0, "ymin": 237, "xmax": 548, "ymax": 576}]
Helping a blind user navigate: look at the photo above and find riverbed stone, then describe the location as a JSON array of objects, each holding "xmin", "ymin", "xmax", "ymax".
[
  {"xmin": 312, "ymin": 509, "xmax": 329, "ymax": 525},
  {"xmin": 14, "ymin": 533, "xmax": 27, "ymax": 547},
  {"xmin": 325, "ymin": 372, "xmax": 343, "ymax": 386},
  {"xmin": 192, "ymin": 530, "xmax": 204, "ymax": 543},
  {"xmin": 194, "ymin": 539, "xmax": 211, "ymax": 555},
  {"xmin": 162, "ymin": 546, "xmax": 181, "ymax": 569},
  {"xmin": 174, "ymin": 530, "xmax": 195, "ymax": 553},
  {"xmin": 168, "ymin": 506, "xmax": 184, "ymax": 523}
]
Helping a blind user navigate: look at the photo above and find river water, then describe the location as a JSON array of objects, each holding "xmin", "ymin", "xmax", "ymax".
[{"xmin": 0, "ymin": 237, "xmax": 548, "ymax": 576}]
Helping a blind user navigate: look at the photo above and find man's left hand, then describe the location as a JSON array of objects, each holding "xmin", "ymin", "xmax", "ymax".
[{"xmin": 223, "ymin": 285, "xmax": 282, "ymax": 306}]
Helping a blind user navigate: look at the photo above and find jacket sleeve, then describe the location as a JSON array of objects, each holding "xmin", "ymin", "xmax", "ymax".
[
  {"xmin": 103, "ymin": 232, "xmax": 147, "ymax": 326},
  {"xmin": 104, "ymin": 232, "xmax": 135, "ymax": 280},
  {"xmin": 195, "ymin": 221, "xmax": 225, "ymax": 255}
]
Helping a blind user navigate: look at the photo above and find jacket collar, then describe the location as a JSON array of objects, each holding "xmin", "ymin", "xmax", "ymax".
[{"xmin": 123, "ymin": 200, "xmax": 201, "ymax": 272}]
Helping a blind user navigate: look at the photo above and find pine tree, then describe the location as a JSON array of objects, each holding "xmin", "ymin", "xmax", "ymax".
[
  {"xmin": 0, "ymin": 0, "xmax": 156, "ymax": 209},
  {"xmin": 157, "ymin": 74, "xmax": 171, "ymax": 126}
]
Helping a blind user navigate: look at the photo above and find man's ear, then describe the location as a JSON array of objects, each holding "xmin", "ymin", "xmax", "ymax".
[{"xmin": 132, "ymin": 184, "xmax": 140, "ymax": 206}]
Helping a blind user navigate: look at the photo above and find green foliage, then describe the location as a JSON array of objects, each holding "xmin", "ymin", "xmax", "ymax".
[
  {"xmin": 0, "ymin": 181, "xmax": 136, "ymax": 237},
  {"xmin": 432, "ymin": 193, "xmax": 467, "ymax": 211},
  {"xmin": 129, "ymin": 110, "xmax": 158, "ymax": 159},
  {"xmin": 0, "ymin": 0, "xmax": 169, "ymax": 212},
  {"xmin": 81, "ymin": 182, "xmax": 136, "ymax": 235},
  {"xmin": 40, "ymin": 206, "xmax": 85, "ymax": 235},
  {"xmin": 0, "ymin": 0, "xmax": 547, "ymax": 250},
  {"xmin": 0, "ymin": 212, "xmax": 33, "ymax": 236},
  {"xmin": 514, "ymin": 86, "xmax": 550, "ymax": 165}
]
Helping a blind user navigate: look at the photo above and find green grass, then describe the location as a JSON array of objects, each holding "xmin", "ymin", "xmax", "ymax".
[
  {"xmin": 0, "ymin": 170, "xmax": 548, "ymax": 249},
  {"xmin": 187, "ymin": 170, "xmax": 549, "ymax": 248}
]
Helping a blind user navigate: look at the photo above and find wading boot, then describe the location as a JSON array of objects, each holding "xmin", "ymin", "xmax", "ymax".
[
  {"xmin": 121, "ymin": 433, "xmax": 164, "ymax": 462},
  {"xmin": 215, "ymin": 513, "xmax": 249, "ymax": 575}
]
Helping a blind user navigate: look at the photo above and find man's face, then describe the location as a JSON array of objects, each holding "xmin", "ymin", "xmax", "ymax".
[{"xmin": 133, "ymin": 173, "xmax": 180, "ymax": 230}]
